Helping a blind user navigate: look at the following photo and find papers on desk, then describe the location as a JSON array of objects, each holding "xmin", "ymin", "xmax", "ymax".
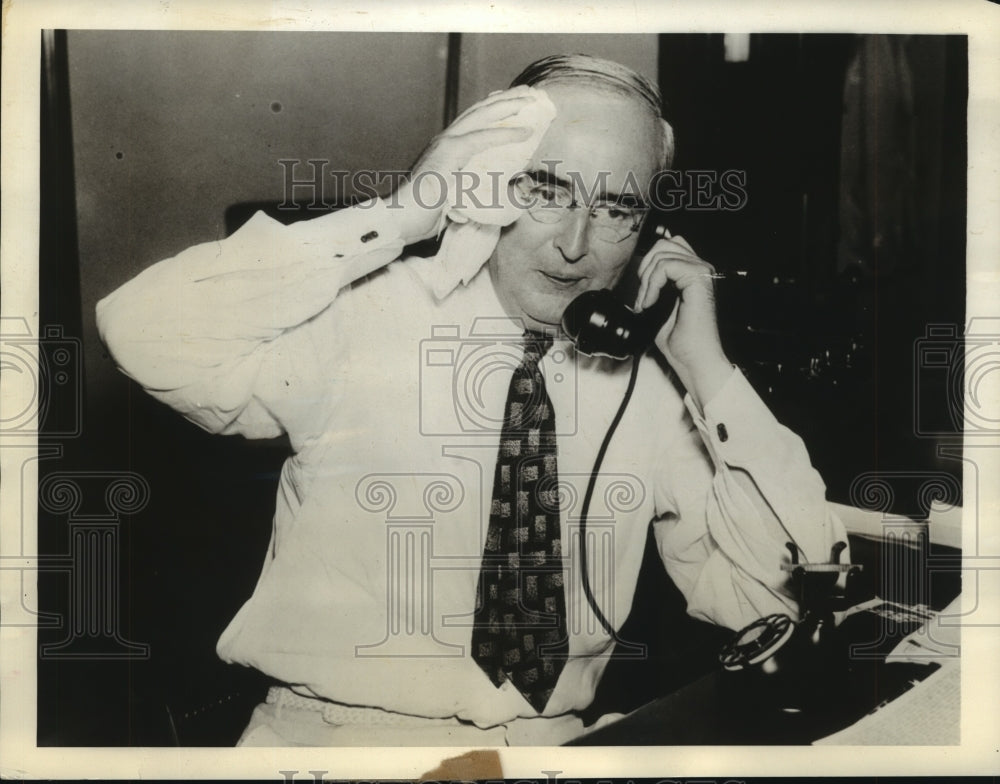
[
  {"xmin": 835, "ymin": 594, "xmax": 961, "ymax": 662},
  {"xmin": 837, "ymin": 596, "xmax": 935, "ymax": 624},
  {"xmin": 886, "ymin": 594, "xmax": 961, "ymax": 663},
  {"xmin": 815, "ymin": 594, "xmax": 962, "ymax": 745},
  {"xmin": 813, "ymin": 658, "xmax": 959, "ymax": 745},
  {"xmin": 927, "ymin": 499, "xmax": 962, "ymax": 549}
]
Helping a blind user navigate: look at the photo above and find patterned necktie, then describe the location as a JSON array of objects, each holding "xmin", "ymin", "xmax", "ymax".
[{"xmin": 472, "ymin": 329, "xmax": 568, "ymax": 712}]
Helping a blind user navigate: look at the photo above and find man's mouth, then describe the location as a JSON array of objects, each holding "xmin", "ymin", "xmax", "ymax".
[{"xmin": 539, "ymin": 270, "xmax": 585, "ymax": 288}]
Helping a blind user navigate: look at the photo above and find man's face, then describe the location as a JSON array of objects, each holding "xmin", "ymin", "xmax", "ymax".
[{"xmin": 488, "ymin": 82, "xmax": 662, "ymax": 332}]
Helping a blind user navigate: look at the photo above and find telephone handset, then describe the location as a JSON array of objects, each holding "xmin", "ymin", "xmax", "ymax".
[
  {"xmin": 560, "ymin": 222, "xmax": 677, "ymax": 360},
  {"xmin": 561, "ymin": 286, "xmax": 676, "ymax": 360}
]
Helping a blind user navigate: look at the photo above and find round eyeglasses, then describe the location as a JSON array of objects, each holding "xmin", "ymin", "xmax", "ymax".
[{"xmin": 510, "ymin": 173, "xmax": 648, "ymax": 244}]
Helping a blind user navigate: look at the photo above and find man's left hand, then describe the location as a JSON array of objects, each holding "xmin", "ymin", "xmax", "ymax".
[{"xmin": 634, "ymin": 235, "xmax": 734, "ymax": 410}]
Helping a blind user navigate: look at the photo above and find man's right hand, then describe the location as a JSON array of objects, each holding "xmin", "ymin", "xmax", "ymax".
[{"xmin": 392, "ymin": 90, "xmax": 536, "ymax": 246}]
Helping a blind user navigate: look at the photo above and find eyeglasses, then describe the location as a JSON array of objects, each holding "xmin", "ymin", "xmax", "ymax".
[{"xmin": 510, "ymin": 173, "xmax": 648, "ymax": 244}]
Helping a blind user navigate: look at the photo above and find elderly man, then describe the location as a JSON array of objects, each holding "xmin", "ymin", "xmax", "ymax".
[{"xmin": 96, "ymin": 53, "xmax": 845, "ymax": 746}]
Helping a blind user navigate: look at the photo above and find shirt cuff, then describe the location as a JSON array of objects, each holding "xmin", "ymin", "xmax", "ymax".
[
  {"xmin": 682, "ymin": 367, "xmax": 783, "ymax": 471},
  {"xmin": 282, "ymin": 196, "xmax": 406, "ymax": 260}
]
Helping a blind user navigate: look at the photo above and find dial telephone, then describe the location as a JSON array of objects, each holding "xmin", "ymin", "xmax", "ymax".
[{"xmin": 718, "ymin": 543, "xmax": 863, "ymax": 713}]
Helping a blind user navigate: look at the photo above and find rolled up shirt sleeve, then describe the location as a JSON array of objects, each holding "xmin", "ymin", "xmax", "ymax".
[
  {"xmin": 96, "ymin": 200, "xmax": 405, "ymax": 442},
  {"xmin": 652, "ymin": 367, "xmax": 848, "ymax": 630}
]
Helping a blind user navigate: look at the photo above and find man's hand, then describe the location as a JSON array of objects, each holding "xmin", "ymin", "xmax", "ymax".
[
  {"xmin": 634, "ymin": 235, "xmax": 733, "ymax": 410},
  {"xmin": 393, "ymin": 91, "xmax": 535, "ymax": 246}
]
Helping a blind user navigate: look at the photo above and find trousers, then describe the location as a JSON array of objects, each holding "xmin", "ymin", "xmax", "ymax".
[{"xmin": 234, "ymin": 686, "xmax": 606, "ymax": 746}]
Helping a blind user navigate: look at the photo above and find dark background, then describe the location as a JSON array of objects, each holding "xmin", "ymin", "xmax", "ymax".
[{"xmin": 35, "ymin": 32, "xmax": 966, "ymax": 745}]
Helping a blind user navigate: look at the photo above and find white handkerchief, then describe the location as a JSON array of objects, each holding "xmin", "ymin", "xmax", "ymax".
[{"xmin": 427, "ymin": 86, "xmax": 557, "ymax": 299}]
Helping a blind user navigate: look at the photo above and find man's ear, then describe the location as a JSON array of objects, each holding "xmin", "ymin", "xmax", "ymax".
[{"xmin": 661, "ymin": 118, "xmax": 675, "ymax": 169}]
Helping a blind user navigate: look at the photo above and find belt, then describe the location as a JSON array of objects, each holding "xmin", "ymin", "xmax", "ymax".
[{"xmin": 266, "ymin": 686, "xmax": 461, "ymax": 728}]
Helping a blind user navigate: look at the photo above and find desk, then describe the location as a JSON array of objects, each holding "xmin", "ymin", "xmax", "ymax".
[
  {"xmin": 568, "ymin": 649, "xmax": 940, "ymax": 745},
  {"xmin": 569, "ymin": 535, "xmax": 961, "ymax": 746}
]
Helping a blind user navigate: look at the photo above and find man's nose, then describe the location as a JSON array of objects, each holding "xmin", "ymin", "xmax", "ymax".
[{"xmin": 554, "ymin": 208, "xmax": 591, "ymax": 263}]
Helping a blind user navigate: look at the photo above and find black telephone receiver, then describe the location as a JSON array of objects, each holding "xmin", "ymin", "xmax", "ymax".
[
  {"xmin": 561, "ymin": 289, "xmax": 666, "ymax": 360},
  {"xmin": 561, "ymin": 223, "xmax": 677, "ymax": 360}
]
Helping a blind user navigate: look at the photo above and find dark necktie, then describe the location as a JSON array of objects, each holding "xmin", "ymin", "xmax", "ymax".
[{"xmin": 472, "ymin": 329, "xmax": 568, "ymax": 712}]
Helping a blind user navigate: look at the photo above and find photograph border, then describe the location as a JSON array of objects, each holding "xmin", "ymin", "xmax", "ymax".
[{"xmin": 2, "ymin": 0, "xmax": 998, "ymax": 779}]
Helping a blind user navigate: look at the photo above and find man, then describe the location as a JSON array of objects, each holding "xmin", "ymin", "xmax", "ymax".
[{"xmin": 96, "ymin": 54, "xmax": 846, "ymax": 746}]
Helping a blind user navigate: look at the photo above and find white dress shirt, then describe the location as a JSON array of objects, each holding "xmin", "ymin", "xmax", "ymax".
[{"xmin": 96, "ymin": 199, "xmax": 847, "ymax": 730}]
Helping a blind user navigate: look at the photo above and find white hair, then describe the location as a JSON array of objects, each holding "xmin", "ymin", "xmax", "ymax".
[{"xmin": 509, "ymin": 53, "xmax": 675, "ymax": 169}]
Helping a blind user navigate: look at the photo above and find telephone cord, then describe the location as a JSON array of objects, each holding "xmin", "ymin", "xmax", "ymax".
[{"xmin": 577, "ymin": 352, "xmax": 643, "ymax": 644}]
